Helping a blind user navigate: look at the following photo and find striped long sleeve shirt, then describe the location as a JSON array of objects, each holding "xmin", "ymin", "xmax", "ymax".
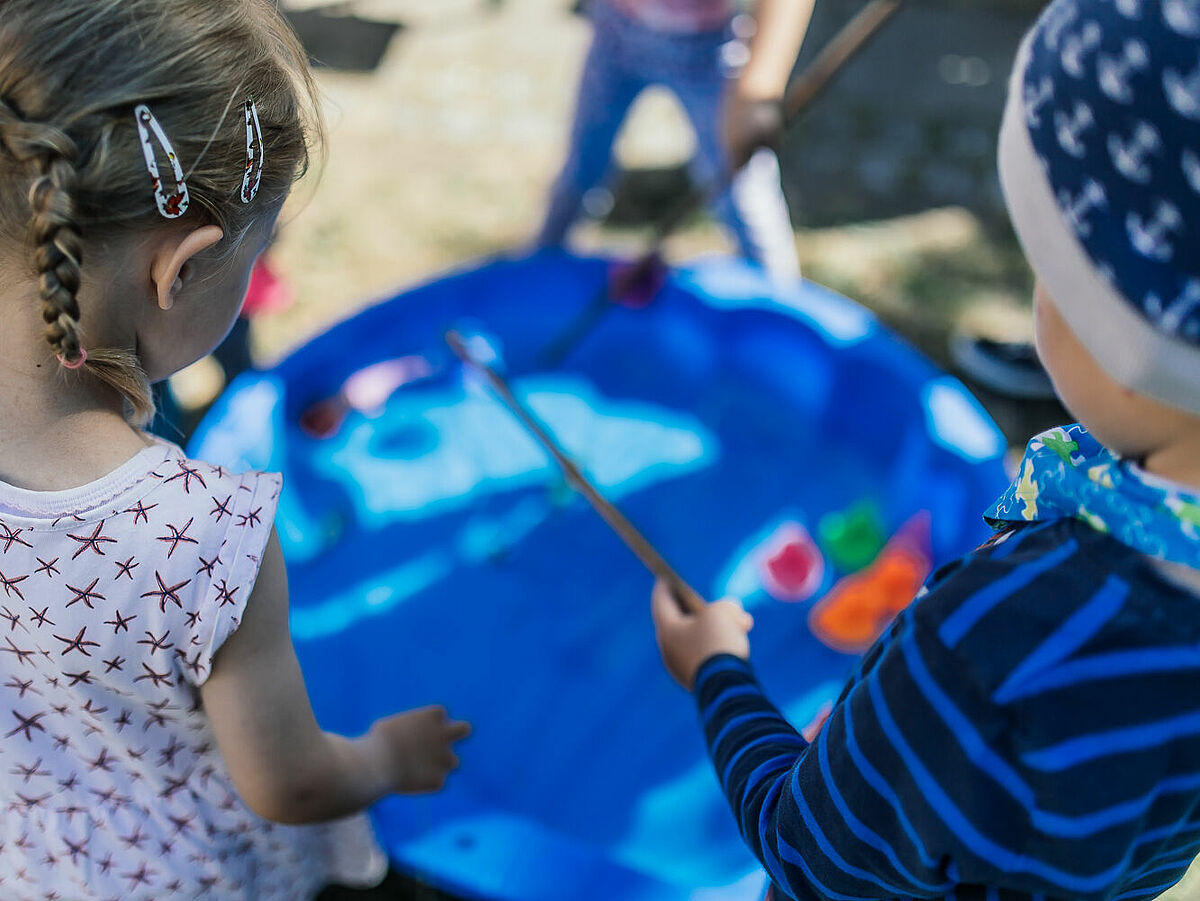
[{"xmin": 695, "ymin": 518, "xmax": 1200, "ymax": 901}]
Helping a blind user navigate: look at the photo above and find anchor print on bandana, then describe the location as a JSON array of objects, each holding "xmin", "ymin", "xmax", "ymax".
[
  {"xmin": 1097, "ymin": 39, "xmax": 1149, "ymax": 103},
  {"xmin": 1108, "ymin": 120, "xmax": 1160, "ymax": 183}
]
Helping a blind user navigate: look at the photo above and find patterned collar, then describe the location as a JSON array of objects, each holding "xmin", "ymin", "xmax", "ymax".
[{"xmin": 987, "ymin": 424, "xmax": 1200, "ymax": 568}]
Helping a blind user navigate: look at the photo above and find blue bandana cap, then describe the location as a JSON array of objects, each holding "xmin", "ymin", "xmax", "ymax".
[{"xmin": 998, "ymin": 0, "xmax": 1200, "ymax": 415}]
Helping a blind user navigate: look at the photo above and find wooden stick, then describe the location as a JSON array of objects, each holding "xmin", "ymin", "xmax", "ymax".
[{"xmin": 446, "ymin": 331, "xmax": 707, "ymax": 613}]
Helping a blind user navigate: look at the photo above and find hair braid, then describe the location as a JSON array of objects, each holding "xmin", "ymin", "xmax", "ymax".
[{"xmin": 2, "ymin": 115, "xmax": 154, "ymax": 423}]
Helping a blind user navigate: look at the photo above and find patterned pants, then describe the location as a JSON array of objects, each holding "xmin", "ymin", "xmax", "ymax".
[{"xmin": 538, "ymin": 0, "xmax": 800, "ymax": 284}]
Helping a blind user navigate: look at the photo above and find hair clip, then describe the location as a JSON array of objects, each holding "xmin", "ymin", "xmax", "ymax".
[
  {"xmin": 241, "ymin": 98, "xmax": 265, "ymax": 204},
  {"xmin": 134, "ymin": 104, "xmax": 190, "ymax": 220}
]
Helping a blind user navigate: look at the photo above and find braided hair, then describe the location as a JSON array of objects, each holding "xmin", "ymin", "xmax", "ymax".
[{"xmin": 0, "ymin": 0, "xmax": 321, "ymax": 425}]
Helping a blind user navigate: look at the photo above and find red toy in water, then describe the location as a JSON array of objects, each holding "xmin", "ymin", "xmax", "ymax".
[
  {"xmin": 759, "ymin": 522, "xmax": 825, "ymax": 603},
  {"xmin": 808, "ymin": 511, "xmax": 932, "ymax": 655}
]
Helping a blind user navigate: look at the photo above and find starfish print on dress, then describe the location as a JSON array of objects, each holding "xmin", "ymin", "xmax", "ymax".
[
  {"xmin": 141, "ymin": 571, "xmax": 190, "ymax": 612},
  {"xmin": 137, "ymin": 630, "xmax": 173, "ymax": 655},
  {"xmin": 67, "ymin": 521, "xmax": 117, "ymax": 560},
  {"xmin": 10, "ymin": 758, "xmax": 49, "ymax": 783},
  {"xmin": 103, "ymin": 655, "xmax": 125, "ymax": 673},
  {"xmin": 6, "ymin": 709, "xmax": 47, "ymax": 741},
  {"xmin": 0, "ymin": 570, "xmax": 28, "ymax": 601},
  {"xmin": 65, "ymin": 578, "xmax": 104, "ymax": 609},
  {"xmin": 63, "ymin": 670, "xmax": 93, "ymax": 687},
  {"xmin": 58, "ymin": 773, "xmax": 78, "ymax": 792},
  {"xmin": 135, "ymin": 662, "xmax": 173, "ymax": 688},
  {"xmin": 184, "ymin": 609, "xmax": 202, "ymax": 628},
  {"xmin": 157, "ymin": 518, "xmax": 199, "ymax": 558},
  {"xmin": 176, "ymin": 648, "xmax": 206, "ymax": 678},
  {"xmin": 2, "ymin": 637, "xmax": 36, "ymax": 666},
  {"xmin": 0, "ymin": 523, "xmax": 32, "ymax": 554},
  {"xmin": 53, "ymin": 626, "xmax": 99, "ymax": 657},
  {"xmin": 215, "ymin": 580, "xmax": 239, "ymax": 607},
  {"xmin": 210, "ymin": 494, "xmax": 233, "ymax": 523},
  {"xmin": 196, "ymin": 553, "xmax": 221, "ymax": 577},
  {"xmin": 104, "ymin": 609, "xmax": 136, "ymax": 633},
  {"xmin": 80, "ymin": 698, "xmax": 107, "ymax": 718},
  {"xmin": 123, "ymin": 500, "xmax": 158, "ymax": 525},
  {"xmin": 166, "ymin": 809, "xmax": 194, "ymax": 832},
  {"xmin": 113, "ymin": 710, "xmax": 133, "ymax": 732},
  {"xmin": 236, "ymin": 507, "xmax": 263, "ymax": 528},
  {"xmin": 121, "ymin": 863, "xmax": 155, "ymax": 889},
  {"xmin": 27, "ymin": 606, "xmax": 53, "ymax": 628},
  {"xmin": 34, "ymin": 557, "xmax": 59, "ymax": 578},
  {"xmin": 113, "ymin": 556, "xmax": 139, "ymax": 581},
  {"xmin": 10, "ymin": 792, "xmax": 50, "ymax": 812},
  {"xmin": 86, "ymin": 747, "xmax": 116, "ymax": 773},
  {"xmin": 61, "ymin": 836, "xmax": 88, "ymax": 865},
  {"xmin": 4, "ymin": 676, "xmax": 35, "ymax": 698},
  {"xmin": 164, "ymin": 460, "xmax": 207, "ymax": 493},
  {"xmin": 0, "ymin": 606, "xmax": 19, "ymax": 629},
  {"xmin": 160, "ymin": 773, "xmax": 191, "ymax": 800}
]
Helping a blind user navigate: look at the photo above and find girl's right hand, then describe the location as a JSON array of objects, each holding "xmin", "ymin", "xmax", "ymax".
[{"xmin": 369, "ymin": 706, "xmax": 472, "ymax": 794}]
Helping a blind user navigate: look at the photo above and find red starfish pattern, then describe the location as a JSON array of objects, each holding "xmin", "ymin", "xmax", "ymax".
[
  {"xmin": 0, "ymin": 523, "xmax": 32, "ymax": 553},
  {"xmin": 4, "ymin": 676, "xmax": 35, "ymax": 697},
  {"xmin": 0, "ymin": 570, "xmax": 28, "ymax": 600},
  {"xmin": 160, "ymin": 774, "xmax": 190, "ymax": 800},
  {"xmin": 2, "ymin": 637, "xmax": 36, "ymax": 665},
  {"xmin": 135, "ymin": 663, "xmax": 173, "ymax": 688},
  {"xmin": 6, "ymin": 709, "xmax": 46, "ymax": 741},
  {"xmin": 159, "ymin": 736, "xmax": 185, "ymax": 768},
  {"xmin": 34, "ymin": 557, "xmax": 59, "ymax": 578},
  {"xmin": 81, "ymin": 698, "xmax": 107, "ymax": 717},
  {"xmin": 113, "ymin": 556, "xmax": 139, "ymax": 580},
  {"xmin": 104, "ymin": 609, "xmax": 136, "ymax": 633},
  {"xmin": 61, "ymin": 836, "xmax": 88, "ymax": 865},
  {"xmin": 27, "ymin": 606, "xmax": 53, "ymax": 628},
  {"xmin": 137, "ymin": 630, "xmax": 173, "ymax": 655},
  {"xmin": 184, "ymin": 610, "xmax": 202, "ymax": 628},
  {"xmin": 86, "ymin": 747, "xmax": 115, "ymax": 773},
  {"xmin": 121, "ymin": 863, "xmax": 155, "ymax": 888},
  {"xmin": 176, "ymin": 649, "xmax": 206, "ymax": 678},
  {"xmin": 66, "ymin": 521, "xmax": 117, "ymax": 560},
  {"xmin": 65, "ymin": 578, "xmax": 104, "ymax": 609},
  {"xmin": 56, "ymin": 802, "xmax": 85, "ymax": 818},
  {"xmin": 210, "ymin": 494, "xmax": 233, "ymax": 522},
  {"xmin": 215, "ymin": 580, "xmax": 239, "ymax": 607},
  {"xmin": 141, "ymin": 571, "xmax": 190, "ymax": 612},
  {"xmin": 113, "ymin": 710, "xmax": 132, "ymax": 731},
  {"xmin": 103, "ymin": 655, "xmax": 125, "ymax": 673},
  {"xmin": 10, "ymin": 758, "xmax": 49, "ymax": 782},
  {"xmin": 57, "ymin": 773, "xmax": 78, "ymax": 791},
  {"xmin": 0, "ymin": 606, "xmax": 18, "ymax": 629},
  {"xmin": 96, "ymin": 853, "xmax": 115, "ymax": 874},
  {"xmin": 195, "ymin": 554, "xmax": 220, "ymax": 577},
  {"xmin": 53, "ymin": 626, "xmax": 99, "ymax": 656},
  {"xmin": 123, "ymin": 500, "xmax": 158, "ymax": 524},
  {"xmin": 11, "ymin": 792, "xmax": 49, "ymax": 812},
  {"xmin": 157, "ymin": 518, "xmax": 199, "ymax": 558},
  {"xmin": 164, "ymin": 461, "xmax": 207, "ymax": 493},
  {"xmin": 63, "ymin": 670, "xmax": 93, "ymax": 687},
  {"xmin": 235, "ymin": 507, "xmax": 263, "ymax": 528}
]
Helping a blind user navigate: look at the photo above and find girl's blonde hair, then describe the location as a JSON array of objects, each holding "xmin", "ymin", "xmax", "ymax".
[{"xmin": 0, "ymin": 0, "xmax": 322, "ymax": 425}]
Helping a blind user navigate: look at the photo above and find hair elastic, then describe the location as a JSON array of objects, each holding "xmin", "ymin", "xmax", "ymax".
[
  {"xmin": 58, "ymin": 348, "xmax": 87, "ymax": 370},
  {"xmin": 241, "ymin": 98, "xmax": 264, "ymax": 204},
  {"xmin": 134, "ymin": 104, "xmax": 190, "ymax": 219}
]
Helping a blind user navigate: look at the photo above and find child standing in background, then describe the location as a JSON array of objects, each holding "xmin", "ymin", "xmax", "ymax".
[
  {"xmin": 654, "ymin": 0, "xmax": 1200, "ymax": 898},
  {"xmin": 538, "ymin": 0, "xmax": 813, "ymax": 284},
  {"xmin": 0, "ymin": 2, "xmax": 468, "ymax": 898}
]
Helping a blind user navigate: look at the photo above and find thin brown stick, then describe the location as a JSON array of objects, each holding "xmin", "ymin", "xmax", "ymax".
[{"xmin": 446, "ymin": 330, "xmax": 707, "ymax": 613}]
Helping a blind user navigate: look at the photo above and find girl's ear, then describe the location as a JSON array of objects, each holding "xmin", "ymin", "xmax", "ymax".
[{"xmin": 149, "ymin": 225, "xmax": 225, "ymax": 311}]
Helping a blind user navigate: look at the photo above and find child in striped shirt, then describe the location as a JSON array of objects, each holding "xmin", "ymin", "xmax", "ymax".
[{"xmin": 652, "ymin": 1, "xmax": 1200, "ymax": 898}]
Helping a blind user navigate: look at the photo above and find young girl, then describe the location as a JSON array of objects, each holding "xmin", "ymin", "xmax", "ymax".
[
  {"xmin": 537, "ymin": 0, "xmax": 812, "ymax": 284},
  {"xmin": 653, "ymin": 0, "xmax": 1200, "ymax": 898},
  {"xmin": 0, "ymin": 2, "xmax": 469, "ymax": 898}
]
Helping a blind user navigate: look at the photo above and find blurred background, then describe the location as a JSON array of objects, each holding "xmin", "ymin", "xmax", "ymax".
[{"xmin": 170, "ymin": 0, "xmax": 1067, "ymax": 448}]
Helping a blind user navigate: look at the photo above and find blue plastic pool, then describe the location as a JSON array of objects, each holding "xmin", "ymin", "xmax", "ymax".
[{"xmin": 191, "ymin": 251, "xmax": 1010, "ymax": 901}]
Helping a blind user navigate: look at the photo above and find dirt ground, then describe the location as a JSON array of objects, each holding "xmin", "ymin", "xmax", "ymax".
[{"xmin": 177, "ymin": 0, "xmax": 1068, "ymax": 448}]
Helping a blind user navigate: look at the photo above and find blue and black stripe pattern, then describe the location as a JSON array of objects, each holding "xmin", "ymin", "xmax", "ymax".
[{"xmin": 696, "ymin": 518, "xmax": 1200, "ymax": 900}]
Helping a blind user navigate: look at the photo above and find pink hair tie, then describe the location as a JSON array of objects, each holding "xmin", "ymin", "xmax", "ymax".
[{"xmin": 58, "ymin": 348, "xmax": 87, "ymax": 370}]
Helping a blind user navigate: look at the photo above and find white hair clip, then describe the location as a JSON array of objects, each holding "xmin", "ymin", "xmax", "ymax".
[
  {"xmin": 241, "ymin": 98, "xmax": 265, "ymax": 204},
  {"xmin": 134, "ymin": 104, "xmax": 190, "ymax": 219}
]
